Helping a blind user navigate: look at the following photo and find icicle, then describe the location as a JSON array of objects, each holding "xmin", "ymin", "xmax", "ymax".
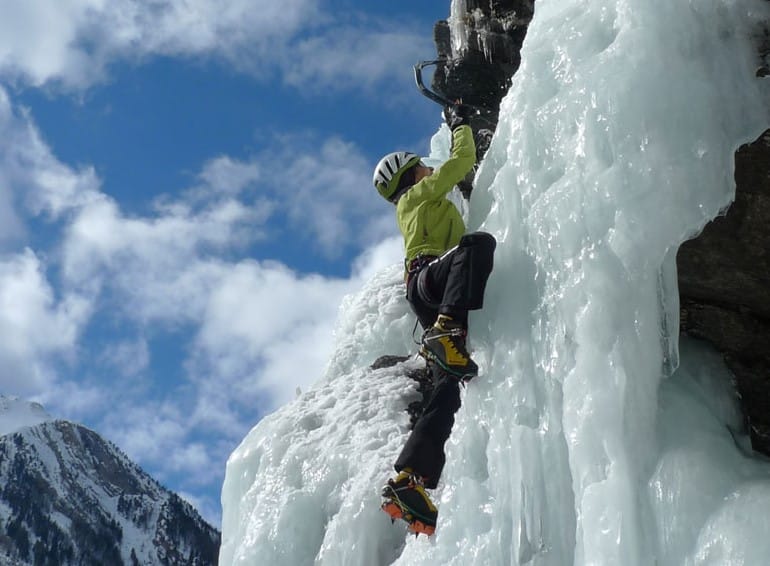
[
  {"xmin": 449, "ymin": 0, "xmax": 469, "ymax": 57},
  {"xmin": 658, "ymin": 247, "xmax": 680, "ymax": 376},
  {"xmin": 448, "ymin": 2, "xmax": 500, "ymax": 62}
]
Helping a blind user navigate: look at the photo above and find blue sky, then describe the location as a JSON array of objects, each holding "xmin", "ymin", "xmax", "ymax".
[{"xmin": 0, "ymin": 0, "xmax": 450, "ymax": 524}]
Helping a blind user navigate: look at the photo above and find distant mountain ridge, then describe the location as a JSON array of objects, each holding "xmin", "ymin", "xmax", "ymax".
[{"xmin": 0, "ymin": 397, "xmax": 220, "ymax": 565}]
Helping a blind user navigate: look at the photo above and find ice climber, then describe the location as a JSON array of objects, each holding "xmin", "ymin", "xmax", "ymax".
[{"xmin": 372, "ymin": 103, "xmax": 496, "ymax": 536}]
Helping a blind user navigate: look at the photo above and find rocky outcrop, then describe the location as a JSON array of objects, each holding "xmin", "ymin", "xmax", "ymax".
[
  {"xmin": 430, "ymin": 1, "xmax": 534, "ymax": 130},
  {"xmin": 432, "ymin": 1, "xmax": 770, "ymax": 455},
  {"xmin": 678, "ymin": 132, "xmax": 770, "ymax": 454}
]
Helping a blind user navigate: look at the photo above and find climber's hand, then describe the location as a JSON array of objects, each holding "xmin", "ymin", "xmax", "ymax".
[{"xmin": 443, "ymin": 102, "xmax": 473, "ymax": 130}]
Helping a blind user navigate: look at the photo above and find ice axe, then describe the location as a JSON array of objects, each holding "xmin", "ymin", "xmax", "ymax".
[
  {"xmin": 413, "ymin": 59, "xmax": 495, "ymax": 199},
  {"xmin": 413, "ymin": 60, "xmax": 494, "ymax": 117},
  {"xmin": 414, "ymin": 59, "xmax": 456, "ymax": 107}
]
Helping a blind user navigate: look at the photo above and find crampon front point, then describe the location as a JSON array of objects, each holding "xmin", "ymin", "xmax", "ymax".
[{"xmin": 381, "ymin": 500, "xmax": 436, "ymax": 537}]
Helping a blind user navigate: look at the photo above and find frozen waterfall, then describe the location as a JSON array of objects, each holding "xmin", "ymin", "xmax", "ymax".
[{"xmin": 220, "ymin": 1, "xmax": 770, "ymax": 564}]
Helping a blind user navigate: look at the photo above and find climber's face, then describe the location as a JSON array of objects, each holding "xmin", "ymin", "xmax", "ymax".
[{"xmin": 414, "ymin": 163, "xmax": 434, "ymax": 183}]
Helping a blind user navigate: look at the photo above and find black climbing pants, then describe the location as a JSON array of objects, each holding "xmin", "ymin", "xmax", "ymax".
[
  {"xmin": 396, "ymin": 231, "xmax": 496, "ymax": 487},
  {"xmin": 406, "ymin": 231, "xmax": 496, "ymax": 330},
  {"xmin": 394, "ymin": 370, "xmax": 461, "ymax": 488}
]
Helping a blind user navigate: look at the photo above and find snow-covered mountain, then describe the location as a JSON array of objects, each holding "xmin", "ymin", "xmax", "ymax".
[
  {"xmin": 0, "ymin": 397, "xmax": 219, "ymax": 566},
  {"xmin": 220, "ymin": 0, "xmax": 770, "ymax": 565}
]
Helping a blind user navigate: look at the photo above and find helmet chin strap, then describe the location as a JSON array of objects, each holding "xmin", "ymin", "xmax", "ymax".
[{"xmin": 390, "ymin": 184, "xmax": 411, "ymax": 204}]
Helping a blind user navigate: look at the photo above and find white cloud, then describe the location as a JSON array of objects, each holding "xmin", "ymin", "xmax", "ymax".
[
  {"xmin": 183, "ymin": 236, "xmax": 403, "ymax": 434},
  {"xmin": 251, "ymin": 134, "xmax": 397, "ymax": 256},
  {"xmin": 0, "ymin": 0, "xmax": 429, "ymax": 96},
  {"xmin": 0, "ymin": 0, "xmax": 321, "ymax": 88},
  {"xmin": 103, "ymin": 400, "xmax": 188, "ymax": 462},
  {"xmin": 284, "ymin": 28, "xmax": 434, "ymax": 94},
  {"xmin": 123, "ymin": 0, "xmax": 321, "ymax": 56},
  {"xmin": 197, "ymin": 155, "xmax": 261, "ymax": 196},
  {"xmin": 0, "ymin": 0, "xmax": 93, "ymax": 87},
  {"xmin": 99, "ymin": 338, "xmax": 150, "ymax": 378},
  {"xmin": 191, "ymin": 261, "xmax": 352, "ymax": 410},
  {"xmin": 39, "ymin": 127, "xmax": 398, "ymax": 489},
  {"xmin": 0, "ymin": 86, "xmax": 101, "ymax": 240},
  {"xmin": 0, "ymin": 249, "xmax": 91, "ymax": 394},
  {"xmin": 62, "ymin": 190, "xmax": 273, "ymax": 319},
  {"xmin": 58, "ymin": 135, "xmax": 396, "ymax": 271},
  {"xmin": 35, "ymin": 379, "xmax": 108, "ymax": 418},
  {"xmin": 350, "ymin": 235, "xmax": 403, "ymax": 281}
]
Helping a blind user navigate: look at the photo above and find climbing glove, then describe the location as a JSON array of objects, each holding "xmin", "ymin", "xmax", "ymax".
[{"xmin": 443, "ymin": 103, "xmax": 473, "ymax": 131}]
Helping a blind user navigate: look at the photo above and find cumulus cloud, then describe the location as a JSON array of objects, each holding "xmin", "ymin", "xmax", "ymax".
[
  {"xmin": 62, "ymin": 187, "xmax": 274, "ymax": 319},
  {"xmin": 102, "ymin": 399, "xmax": 189, "ymax": 463},
  {"xmin": 0, "ymin": 0, "xmax": 320, "ymax": 87},
  {"xmin": 0, "ymin": 0, "xmax": 429, "ymax": 96},
  {"xmin": 98, "ymin": 338, "xmax": 150, "ymax": 378},
  {"xmin": 284, "ymin": 28, "xmax": 433, "ymax": 94},
  {"xmin": 186, "ymin": 234, "xmax": 402, "ymax": 430},
  {"xmin": 196, "ymin": 155, "xmax": 261, "ymax": 196},
  {"xmin": 350, "ymin": 234, "xmax": 404, "ymax": 281},
  {"xmin": 190, "ymin": 261, "xmax": 352, "ymax": 416},
  {"xmin": 248, "ymin": 134, "xmax": 397, "ymax": 256},
  {"xmin": 0, "ymin": 249, "xmax": 91, "ymax": 393},
  {"xmin": 35, "ymin": 379, "xmax": 108, "ymax": 419},
  {"xmin": 0, "ymin": 86, "xmax": 101, "ymax": 246},
  {"xmin": 0, "ymin": 88, "xmax": 102, "ymax": 396}
]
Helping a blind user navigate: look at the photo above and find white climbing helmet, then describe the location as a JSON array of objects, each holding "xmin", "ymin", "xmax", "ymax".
[{"xmin": 372, "ymin": 151, "xmax": 422, "ymax": 201}]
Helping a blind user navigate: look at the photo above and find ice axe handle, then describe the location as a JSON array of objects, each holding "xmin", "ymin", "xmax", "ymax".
[
  {"xmin": 414, "ymin": 60, "xmax": 455, "ymax": 107},
  {"xmin": 414, "ymin": 60, "xmax": 487, "ymax": 116}
]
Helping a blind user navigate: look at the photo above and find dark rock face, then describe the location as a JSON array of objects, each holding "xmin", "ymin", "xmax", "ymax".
[
  {"xmin": 430, "ymin": 1, "xmax": 534, "ymax": 130},
  {"xmin": 426, "ymin": 2, "xmax": 534, "ymax": 197},
  {"xmin": 678, "ymin": 132, "xmax": 770, "ymax": 454},
  {"xmin": 433, "ymin": 1, "xmax": 770, "ymax": 455}
]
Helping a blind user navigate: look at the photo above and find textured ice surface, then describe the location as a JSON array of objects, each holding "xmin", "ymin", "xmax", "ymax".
[{"xmin": 221, "ymin": 1, "xmax": 770, "ymax": 564}]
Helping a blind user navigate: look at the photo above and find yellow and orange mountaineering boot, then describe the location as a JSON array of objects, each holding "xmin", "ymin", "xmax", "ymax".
[
  {"xmin": 421, "ymin": 314, "xmax": 478, "ymax": 380},
  {"xmin": 381, "ymin": 470, "xmax": 437, "ymax": 536}
]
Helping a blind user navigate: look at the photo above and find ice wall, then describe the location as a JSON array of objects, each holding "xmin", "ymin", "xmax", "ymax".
[
  {"xmin": 220, "ymin": 0, "xmax": 770, "ymax": 564},
  {"xmin": 461, "ymin": 0, "xmax": 770, "ymax": 563}
]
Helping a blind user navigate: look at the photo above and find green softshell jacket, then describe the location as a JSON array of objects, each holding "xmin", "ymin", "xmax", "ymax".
[{"xmin": 396, "ymin": 124, "xmax": 476, "ymax": 264}]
